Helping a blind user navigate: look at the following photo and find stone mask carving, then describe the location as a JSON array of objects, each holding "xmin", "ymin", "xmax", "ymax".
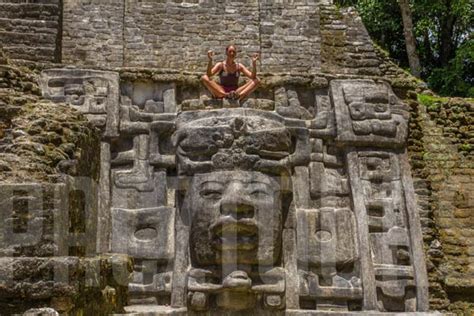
[
  {"xmin": 173, "ymin": 110, "xmax": 295, "ymax": 311},
  {"xmin": 175, "ymin": 111, "xmax": 294, "ymax": 269},
  {"xmin": 36, "ymin": 70, "xmax": 431, "ymax": 313},
  {"xmin": 182, "ymin": 170, "xmax": 283, "ymax": 267}
]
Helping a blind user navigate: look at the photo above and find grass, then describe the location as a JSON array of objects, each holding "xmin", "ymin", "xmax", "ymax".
[{"xmin": 417, "ymin": 94, "xmax": 449, "ymax": 111}]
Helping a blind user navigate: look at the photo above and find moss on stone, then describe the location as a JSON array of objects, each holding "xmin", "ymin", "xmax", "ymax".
[
  {"xmin": 0, "ymin": 60, "xmax": 100, "ymax": 183},
  {"xmin": 417, "ymin": 94, "xmax": 449, "ymax": 111},
  {"xmin": 408, "ymin": 87, "xmax": 474, "ymax": 313}
]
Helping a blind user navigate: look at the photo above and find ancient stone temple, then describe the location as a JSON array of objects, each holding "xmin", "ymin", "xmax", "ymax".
[{"xmin": 1, "ymin": 0, "xmax": 473, "ymax": 315}]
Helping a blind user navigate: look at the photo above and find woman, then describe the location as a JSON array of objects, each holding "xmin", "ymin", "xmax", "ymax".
[{"xmin": 201, "ymin": 45, "xmax": 260, "ymax": 101}]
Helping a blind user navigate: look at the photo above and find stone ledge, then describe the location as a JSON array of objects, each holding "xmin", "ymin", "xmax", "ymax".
[
  {"xmin": 0, "ymin": 255, "xmax": 131, "ymax": 314},
  {"xmin": 122, "ymin": 305, "xmax": 187, "ymax": 316},
  {"xmin": 119, "ymin": 307, "xmax": 445, "ymax": 316},
  {"xmin": 285, "ymin": 311, "xmax": 444, "ymax": 316}
]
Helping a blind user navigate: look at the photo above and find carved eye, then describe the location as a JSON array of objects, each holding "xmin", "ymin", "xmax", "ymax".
[
  {"xmin": 250, "ymin": 190, "xmax": 269, "ymax": 198},
  {"xmin": 200, "ymin": 190, "xmax": 223, "ymax": 200}
]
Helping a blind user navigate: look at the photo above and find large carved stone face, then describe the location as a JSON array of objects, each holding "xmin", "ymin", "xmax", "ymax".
[{"xmin": 183, "ymin": 171, "xmax": 283, "ymax": 267}]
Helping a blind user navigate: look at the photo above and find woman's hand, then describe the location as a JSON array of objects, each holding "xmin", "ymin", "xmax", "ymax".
[
  {"xmin": 207, "ymin": 50, "xmax": 214, "ymax": 61},
  {"xmin": 251, "ymin": 53, "xmax": 260, "ymax": 65}
]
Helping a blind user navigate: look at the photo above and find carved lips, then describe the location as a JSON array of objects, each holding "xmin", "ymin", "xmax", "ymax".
[{"xmin": 210, "ymin": 217, "xmax": 259, "ymax": 251}]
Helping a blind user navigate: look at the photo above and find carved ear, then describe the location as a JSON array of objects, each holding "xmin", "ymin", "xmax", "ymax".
[
  {"xmin": 282, "ymin": 190, "xmax": 295, "ymax": 230},
  {"xmin": 171, "ymin": 127, "xmax": 185, "ymax": 147},
  {"xmin": 278, "ymin": 174, "xmax": 292, "ymax": 193},
  {"xmin": 286, "ymin": 127, "xmax": 310, "ymax": 168},
  {"xmin": 176, "ymin": 175, "xmax": 191, "ymax": 192},
  {"xmin": 176, "ymin": 176, "xmax": 192, "ymax": 226}
]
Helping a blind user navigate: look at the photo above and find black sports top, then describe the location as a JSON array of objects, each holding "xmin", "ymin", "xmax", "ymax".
[{"xmin": 219, "ymin": 62, "xmax": 240, "ymax": 87}]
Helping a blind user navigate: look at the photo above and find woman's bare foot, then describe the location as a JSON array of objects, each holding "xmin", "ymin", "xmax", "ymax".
[
  {"xmin": 232, "ymin": 91, "xmax": 240, "ymax": 100},
  {"xmin": 225, "ymin": 91, "xmax": 239, "ymax": 100}
]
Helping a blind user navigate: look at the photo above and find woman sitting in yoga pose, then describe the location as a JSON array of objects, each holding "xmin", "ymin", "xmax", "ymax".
[{"xmin": 201, "ymin": 45, "xmax": 260, "ymax": 101}]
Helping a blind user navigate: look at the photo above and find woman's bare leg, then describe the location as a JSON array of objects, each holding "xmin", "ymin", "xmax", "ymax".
[
  {"xmin": 235, "ymin": 80, "xmax": 253, "ymax": 95},
  {"xmin": 236, "ymin": 78, "xmax": 260, "ymax": 100},
  {"xmin": 201, "ymin": 75, "xmax": 227, "ymax": 98}
]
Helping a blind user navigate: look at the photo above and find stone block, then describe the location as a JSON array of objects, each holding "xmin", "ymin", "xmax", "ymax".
[
  {"xmin": 0, "ymin": 183, "xmax": 68, "ymax": 257},
  {"xmin": 111, "ymin": 207, "xmax": 175, "ymax": 261},
  {"xmin": 40, "ymin": 69, "xmax": 120, "ymax": 137},
  {"xmin": 297, "ymin": 208, "xmax": 359, "ymax": 267},
  {"xmin": 0, "ymin": 255, "xmax": 131, "ymax": 315},
  {"xmin": 331, "ymin": 80, "xmax": 409, "ymax": 148}
]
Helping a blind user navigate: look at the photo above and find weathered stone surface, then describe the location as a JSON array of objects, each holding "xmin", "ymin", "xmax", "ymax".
[
  {"xmin": 59, "ymin": 0, "xmax": 322, "ymax": 72},
  {"xmin": 0, "ymin": 58, "xmax": 132, "ymax": 314},
  {"xmin": 0, "ymin": 183, "xmax": 67, "ymax": 257},
  {"xmin": 297, "ymin": 208, "xmax": 359, "ymax": 267},
  {"xmin": 0, "ymin": 255, "xmax": 131, "ymax": 315},
  {"xmin": 111, "ymin": 207, "xmax": 175, "ymax": 260},
  {"xmin": 32, "ymin": 71, "xmax": 430, "ymax": 313},
  {"xmin": 408, "ymin": 95, "xmax": 474, "ymax": 314},
  {"xmin": 40, "ymin": 69, "xmax": 120, "ymax": 138},
  {"xmin": 0, "ymin": 49, "xmax": 438, "ymax": 314},
  {"xmin": 0, "ymin": 0, "xmax": 414, "ymax": 81},
  {"xmin": 1, "ymin": 0, "xmax": 471, "ymax": 313},
  {"xmin": 0, "ymin": 1, "xmax": 62, "ymax": 63},
  {"xmin": 0, "ymin": 62, "xmax": 100, "ymax": 183},
  {"xmin": 332, "ymin": 80, "xmax": 409, "ymax": 148},
  {"xmin": 23, "ymin": 307, "xmax": 59, "ymax": 316}
]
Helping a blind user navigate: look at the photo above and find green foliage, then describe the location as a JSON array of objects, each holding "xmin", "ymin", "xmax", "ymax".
[
  {"xmin": 417, "ymin": 94, "xmax": 448, "ymax": 110},
  {"xmin": 336, "ymin": 0, "xmax": 473, "ymax": 97},
  {"xmin": 428, "ymin": 41, "xmax": 474, "ymax": 97},
  {"xmin": 459, "ymin": 143, "xmax": 471, "ymax": 153},
  {"xmin": 334, "ymin": 0, "xmax": 358, "ymax": 7},
  {"xmin": 413, "ymin": 0, "xmax": 473, "ymax": 65}
]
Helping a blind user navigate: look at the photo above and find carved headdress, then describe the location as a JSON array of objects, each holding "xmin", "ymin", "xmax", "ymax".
[{"xmin": 173, "ymin": 108, "xmax": 310, "ymax": 176}]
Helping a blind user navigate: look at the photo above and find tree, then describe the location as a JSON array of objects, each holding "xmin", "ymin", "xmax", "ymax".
[
  {"xmin": 413, "ymin": 0, "xmax": 473, "ymax": 67},
  {"xmin": 335, "ymin": 0, "xmax": 473, "ymax": 97},
  {"xmin": 428, "ymin": 40, "xmax": 474, "ymax": 97},
  {"xmin": 398, "ymin": 0, "xmax": 422, "ymax": 77}
]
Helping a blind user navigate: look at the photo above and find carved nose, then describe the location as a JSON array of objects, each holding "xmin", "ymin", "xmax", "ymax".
[{"xmin": 220, "ymin": 198, "xmax": 255, "ymax": 220}]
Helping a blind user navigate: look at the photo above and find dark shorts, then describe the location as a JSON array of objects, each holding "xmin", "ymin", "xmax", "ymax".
[{"xmin": 223, "ymin": 85, "xmax": 238, "ymax": 93}]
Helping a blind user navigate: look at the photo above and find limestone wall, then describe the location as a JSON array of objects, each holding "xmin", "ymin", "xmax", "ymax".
[
  {"xmin": 320, "ymin": 5, "xmax": 381, "ymax": 76},
  {"xmin": 59, "ymin": 1, "xmax": 397, "ymax": 75},
  {"xmin": 0, "ymin": 1, "xmax": 473, "ymax": 314},
  {"xmin": 0, "ymin": 0, "xmax": 62, "ymax": 63},
  {"xmin": 62, "ymin": 0, "xmax": 124, "ymax": 68},
  {"xmin": 0, "ymin": 1, "xmax": 403, "ymax": 76},
  {"xmin": 61, "ymin": 0, "xmax": 322, "ymax": 72},
  {"xmin": 0, "ymin": 52, "xmax": 132, "ymax": 315},
  {"xmin": 407, "ymin": 94, "xmax": 474, "ymax": 314},
  {"xmin": 123, "ymin": 0, "xmax": 261, "ymax": 70}
]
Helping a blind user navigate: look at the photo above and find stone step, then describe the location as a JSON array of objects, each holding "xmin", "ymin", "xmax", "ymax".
[
  {"xmin": 123, "ymin": 305, "xmax": 187, "ymax": 316},
  {"xmin": 0, "ymin": 31, "xmax": 57, "ymax": 45},
  {"xmin": 2, "ymin": 45, "xmax": 56, "ymax": 62},
  {"xmin": 122, "ymin": 306, "xmax": 445, "ymax": 316},
  {"xmin": 286, "ymin": 311, "xmax": 444, "ymax": 316},
  {"xmin": 0, "ymin": 3, "xmax": 60, "ymax": 21},
  {"xmin": 0, "ymin": 17, "xmax": 59, "ymax": 31}
]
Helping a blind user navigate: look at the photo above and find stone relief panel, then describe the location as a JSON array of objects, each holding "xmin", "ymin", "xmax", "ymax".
[
  {"xmin": 111, "ymin": 206, "xmax": 175, "ymax": 304},
  {"xmin": 174, "ymin": 110, "xmax": 298, "ymax": 313},
  {"xmin": 111, "ymin": 207, "xmax": 174, "ymax": 260},
  {"xmin": 357, "ymin": 150, "xmax": 417, "ymax": 312},
  {"xmin": 39, "ymin": 70, "xmax": 430, "ymax": 314},
  {"xmin": 40, "ymin": 69, "xmax": 120, "ymax": 137},
  {"xmin": 275, "ymin": 86, "xmax": 316, "ymax": 120},
  {"xmin": 332, "ymin": 79, "xmax": 409, "ymax": 147},
  {"xmin": 0, "ymin": 178, "xmax": 99, "ymax": 258},
  {"xmin": 0, "ymin": 184, "xmax": 66, "ymax": 257},
  {"xmin": 121, "ymin": 81, "xmax": 177, "ymax": 114},
  {"xmin": 107, "ymin": 81, "xmax": 179, "ymax": 305},
  {"xmin": 297, "ymin": 207, "xmax": 362, "ymax": 311}
]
